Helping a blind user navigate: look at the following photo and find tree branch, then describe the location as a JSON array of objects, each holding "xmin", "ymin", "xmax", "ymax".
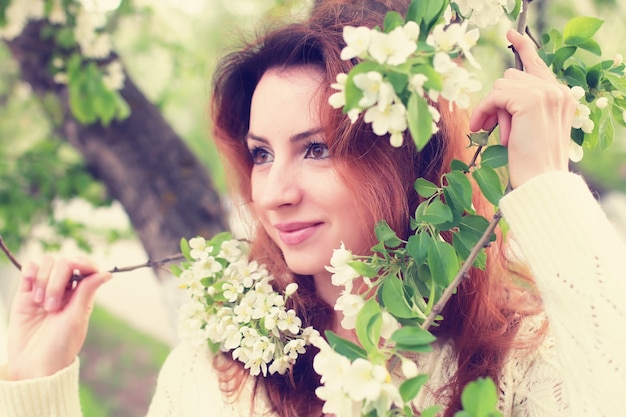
[{"xmin": 0, "ymin": 234, "xmax": 183, "ymax": 281}]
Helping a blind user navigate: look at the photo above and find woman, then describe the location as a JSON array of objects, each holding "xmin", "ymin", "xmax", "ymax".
[{"xmin": 1, "ymin": 2, "xmax": 624, "ymax": 417}]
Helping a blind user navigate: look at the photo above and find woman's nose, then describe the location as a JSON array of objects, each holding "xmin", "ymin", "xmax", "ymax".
[{"xmin": 253, "ymin": 160, "xmax": 303, "ymax": 210}]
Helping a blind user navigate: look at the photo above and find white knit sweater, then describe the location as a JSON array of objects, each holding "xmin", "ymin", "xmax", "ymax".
[{"xmin": 1, "ymin": 172, "xmax": 625, "ymax": 416}]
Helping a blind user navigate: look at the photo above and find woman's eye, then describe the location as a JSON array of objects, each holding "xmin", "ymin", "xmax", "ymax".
[
  {"xmin": 304, "ymin": 142, "xmax": 329, "ymax": 160},
  {"xmin": 250, "ymin": 147, "xmax": 273, "ymax": 165}
]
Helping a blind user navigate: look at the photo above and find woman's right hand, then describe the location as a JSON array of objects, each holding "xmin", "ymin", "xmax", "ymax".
[{"xmin": 6, "ymin": 256, "xmax": 111, "ymax": 380}]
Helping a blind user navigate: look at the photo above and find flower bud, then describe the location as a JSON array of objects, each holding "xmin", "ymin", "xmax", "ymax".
[
  {"xmin": 614, "ymin": 53, "xmax": 623, "ymax": 67},
  {"xmin": 570, "ymin": 86, "xmax": 585, "ymax": 101},
  {"xmin": 285, "ymin": 283, "xmax": 298, "ymax": 297},
  {"xmin": 401, "ymin": 359, "xmax": 419, "ymax": 378},
  {"xmin": 596, "ymin": 97, "xmax": 609, "ymax": 109}
]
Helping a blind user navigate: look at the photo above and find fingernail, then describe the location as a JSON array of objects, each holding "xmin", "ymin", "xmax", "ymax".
[
  {"xmin": 33, "ymin": 287, "xmax": 45, "ymax": 303},
  {"xmin": 102, "ymin": 272, "xmax": 113, "ymax": 283},
  {"xmin": 44, "ymin": 297, "xmax": 58, "ymax": 312}
]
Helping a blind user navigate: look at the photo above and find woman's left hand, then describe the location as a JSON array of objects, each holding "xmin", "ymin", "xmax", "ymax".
[{"xmin": 469, "ymin": 29, "xmax": 577, "ymax": 189}]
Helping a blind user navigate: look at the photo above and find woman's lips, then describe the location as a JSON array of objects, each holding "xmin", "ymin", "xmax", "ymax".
[{"xmin": 274, "ymin": 222, "xmax": 322, "ymax": 246}]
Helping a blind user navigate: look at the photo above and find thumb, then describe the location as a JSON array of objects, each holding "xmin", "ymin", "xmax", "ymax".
[{"xmin": 66, "ymin": 271, "xmax": 112, "ymax": 316}]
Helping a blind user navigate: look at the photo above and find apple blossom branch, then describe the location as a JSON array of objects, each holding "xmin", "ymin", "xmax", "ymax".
[
  {"xmin": 420, "ymin": 0, "xmax": 531, "ymax": 332},
  {"xmin": 0, "ymin": 234, "xmax": 184, "ymax": 282}
]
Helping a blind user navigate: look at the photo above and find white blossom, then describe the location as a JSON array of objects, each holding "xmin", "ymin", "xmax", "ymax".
[
  {"xmin": 335, "ymin": 292, "xmax": 365, "ymax": 330},
  {"xmin": 596, "ymin": 96, "xmax": 609, "ymax": 109},
  {"xmin": 0, "ymin": 0, "xmax": 44, "ymax": 40},
  {"xmin": 380, "ymin": 311, "xmax": 400, "ymax": 339},
  {"xmin": 569, "ymin": 141, "xmax": 584, "ymax": 163},
  {"xmin": 353, "ymin": 71, "xmax": 395, "ymax": 110},
  {"xmin": 177, "ymin": 236, "xmax": 311, "ymax": 376},
  {"xmin": 401, "ymin": 358, "xmax": 419, "ymax": 378},
  {"xmin": 572, "ymin": 102, "xmax": 592, "ymax": 130},
  {"xmin": 344, "ymin": 358, "xmax": 390, "ymax": 402},
  {"xmin": 329, "ymin": 73, "xmax": 348, "ymax": 109},
  {"xmin": 452, "ymin": 0, "xmax": 512, "ymax": 28},
  {"xmin": 325, "ymin": 242, "xmax": 361, "ymax": 288},
  {"xmin": 368, "ymin": 25, "xmax": 417, "ymax": 66},
  {"xmin": 49, "ymin": 0, "xmax": 67, "ymax": 25},
  {"xmin": 341, "ymin": 26, "xmax": 372, "ymax": 60},
  {"xmin": 364, "ymin": 102, "xmax": 408, "ymax": 137}
]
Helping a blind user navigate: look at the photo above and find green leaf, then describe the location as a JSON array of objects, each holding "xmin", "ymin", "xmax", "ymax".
[
  {"xmin": 380, "ymin": 276, "xmax": 418, "ymax": 319},
  {"xmin": 422, "ymin": 406, "xmax": 444, "ymax": 417},
  {"xmin": 605, "ymin": 72, "xmax": 626, "ymax": 95},
  {"xmin": 552, "ymin": 46, "xmax": 577, "ymax": 73},
  {"xmin": 480, "ymin": 145, "xmax": 508, "ymax": 169},
  {"xmin": 586, "ymin": 64, "xmax": 602, "ymax": 89},
  {"xmin": 472, "ymin": 166, "xmax": 504, "ymax": 206},
  {"xmin": 399, "ymin": 374, "xmax": 429, "ymax": 402},
  {"xmin": 348, "ymin": 260, "xmax": 379, "ymax": 278},
  {"xmin": 384, "ymin": 11, "xmax": 404, "ymax": 32},
  {"xmin": 414, "ymin": 178, "xmax": 440, "ymax": 198},
  {"xmin": 375, "ymin": 220, "xmax": 403, "ymax": 248},
  {"xmin": 450, "ymin": 159, "xmax": 470, "ymax": 172},
  {"xmin": 596, "ymin": 105, "xmax": 615, "ymax": 151},
  {"xmin": 427, "ymin": 239, "xmax": 458, "ymax": 286},
  {"xmin": 180, "ymin": 237, "xmax": 192, "ymax": 261},
  {"xmin": 563, "ymin": 16, "xmax": 604, "ymax": 46},
  {"xmin": 389, "ymin": 326, "xmax": 436, "ymax": 350},
  {"xmin": 408, "ymin": 92, "xmax": 434, "ymax": 150},
  {"xmin": 457, "ymin": 377, "xmax": 502, "ymax": 417},
  {"xmin": 415, "ymin": 199, "xmax": 453, "ymax": 225},
  {"xmin": 406, "ymin": 231, "xmax": 434, "ymax": 264},
  {"xmin": 387, "ymin": 69, "xmax": 409, "ymax": 96},
  {"xmin": 452, "ymin": 215, "xmax": 493, "ymax": 270},
  {"xmin": 210, "ymin": 231, "xmax": 234, "ymax": 252},
  {"xmin": 443, "ymin": 171, "xmax": 473, "ymax": 212},
  {"xmin": 355, "ymin": 299, "xmax": 383, "ymax": 355},
  {"xmin": 325, "ymin": 330, "xmax": 368, "ymax": 361},
  {"xmin": 577, "ymin": 38, "xmax": 602, "ymax": 56},
  {"xmin": 411, "ymin": 64, "xmax": 443, "ymax": 92},
  {"xmin": 563, "ymin": 64, "xmax": 588, "ymax": 88}
]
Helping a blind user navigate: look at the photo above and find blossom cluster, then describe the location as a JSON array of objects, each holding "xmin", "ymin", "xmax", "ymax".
[
  {"xmin": 1, "ymin": 0, "xmax": 125, "ymax": 92},
  {"xmin": 452, "ymin": 0, "xmax": 517, "ymax": 28},
  {"xmin": 177, "ymin": 236, "xmax": 317, "ymax": 376},
  {"xmin": 329, "ymin": 15, "xmax": 482, "ymax": 148},
  {"xmin": 313, "ymin": 337, "xmax": 404, "ymax": 417}
]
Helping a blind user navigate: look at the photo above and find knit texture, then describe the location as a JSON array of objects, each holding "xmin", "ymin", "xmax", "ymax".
[{"xmin": 1, "ymin": 172, "xmax": 624, "ymax": 416}]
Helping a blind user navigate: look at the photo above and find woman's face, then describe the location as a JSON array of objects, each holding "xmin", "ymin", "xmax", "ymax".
[{"xmin": 247, "ymin": 66, "xmax": 370, "ymax": 280}]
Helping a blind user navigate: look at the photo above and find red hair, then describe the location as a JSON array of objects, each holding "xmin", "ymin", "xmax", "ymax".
[{"xmin": 210, "ymin": 2, "xmax": 544, "ymax": 416}]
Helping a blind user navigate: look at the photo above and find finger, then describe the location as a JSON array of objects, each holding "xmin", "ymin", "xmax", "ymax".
[
  {"xmin": 497, "ymin": 109, "xmax": 512, "ymax": 147},
  {"xmin": 45, "ymin": 257, "xmax": 101, "ymax": 312},
  {"xmin": 19, "ymin": 261, "xmax": 38, "ymax": 293},
  {"xmin": 469, "ymin": 90, "xmax": 510, "ymax": 132},
  {"xmin": 507, "ymin": 30, "xmax": 554, "ymax": 81},
  {"xmin": 34, "ymin": 256, "xmax": 54, "ymax": 305},
  {"xmin": 66, "ymin": 271, "xmax": 112, "ymax": 316}
]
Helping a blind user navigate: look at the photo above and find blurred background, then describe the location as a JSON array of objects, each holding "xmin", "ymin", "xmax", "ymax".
[{"xmin": 1, "ymin": 0, "xmax": 625, "ymax": 416}]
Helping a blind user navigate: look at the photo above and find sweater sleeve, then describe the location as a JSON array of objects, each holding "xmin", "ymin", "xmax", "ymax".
[
  {"xmin": 0, "ymin": 358, "xmax": 82, "ymax": 417},
  {"xmin": 499, "ymin": 171, "xmax": 626, "ymax": 417}
]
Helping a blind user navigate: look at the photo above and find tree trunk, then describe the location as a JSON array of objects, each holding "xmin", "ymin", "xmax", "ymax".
[{"xmin": 5, "ymin": 21, "xmax": 227, "ymax": 275}]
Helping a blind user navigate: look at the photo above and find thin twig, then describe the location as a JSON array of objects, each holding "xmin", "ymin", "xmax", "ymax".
[
  {"xmin": 421, "ymin": 210, "xmax": 503, "ymax": 330},
  {"xmin": 0, "ymin": 234, "xmax": 184, "ymax": 281},
  {"xmin": 513, "ymin": 0, "xmax": 532, "ymax": 70},
  {"xmin": 70, "ymin": 253, "xmax": 186, "ymax": 282},
  {"xmin": 0, "ymin": 236, "xmax": 22, "ymax": 270}
]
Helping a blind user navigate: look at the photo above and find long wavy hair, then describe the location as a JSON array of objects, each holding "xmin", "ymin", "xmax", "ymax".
[{"xmin": 209, "ymin": 1, "xmax": 544, "ymax": 416}]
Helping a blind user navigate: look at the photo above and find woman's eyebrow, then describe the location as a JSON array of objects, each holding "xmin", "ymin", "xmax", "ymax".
[{"xmin": 246, "ymin": 128, "xmax": 324, "ymax": 144}]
